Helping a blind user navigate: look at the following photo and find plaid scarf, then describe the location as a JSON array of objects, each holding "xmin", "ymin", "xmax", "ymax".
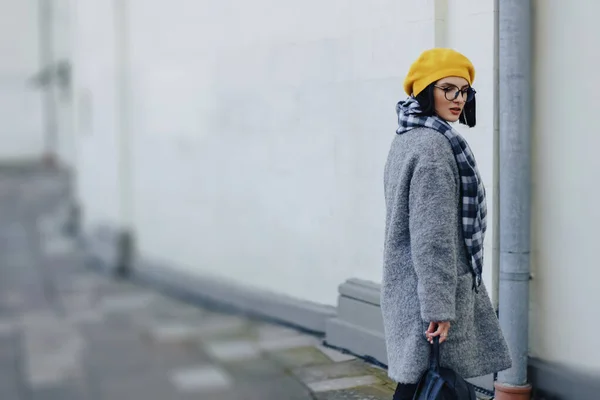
[{"xmin": 395, "ymin": 97, "xmax": 487, "ymax": 291}]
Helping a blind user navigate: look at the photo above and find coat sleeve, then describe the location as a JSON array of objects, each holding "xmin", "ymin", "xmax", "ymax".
[{"xmin": 408, "ymin": 161, "xmax": 459, "ymax": 322}]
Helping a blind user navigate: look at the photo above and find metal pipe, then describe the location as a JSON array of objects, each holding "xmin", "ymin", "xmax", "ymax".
[
  {"xmin": 66, "ymin": 0, "xmax": 81, "ymax": 236},
  {"xmin": 496, "ymin": 0, "xmax": 533, "ymax": 392},
  {"xmin": 114, "ymin": 0, "xmax": 132, "ymax": 230},
  {"xmin": 114, "ymin": 0, "xmax": 134, "ymax": 276}
]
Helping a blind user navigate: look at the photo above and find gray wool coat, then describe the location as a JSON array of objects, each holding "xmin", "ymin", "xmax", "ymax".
[{"xmin": 381, "ymin": 127, "xmax": 512, "ymax": 384}]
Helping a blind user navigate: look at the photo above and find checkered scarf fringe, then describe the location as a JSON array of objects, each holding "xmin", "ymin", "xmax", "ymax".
[{"xmin": 395, "ymin": 97, "xmax": 487, "ymax": 291}]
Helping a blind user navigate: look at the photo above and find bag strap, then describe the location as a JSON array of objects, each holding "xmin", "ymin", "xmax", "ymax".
[
  {"xmin": 429, "ymin": 336, "xmax": 441, "ymax": 373},
  {"xmin": 425, "ymin": 377, "xmax": 446, "ymax": 399}
]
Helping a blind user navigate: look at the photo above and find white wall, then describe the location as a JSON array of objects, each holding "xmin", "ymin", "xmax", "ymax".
[
  {"xmin": 119, "ymin": 0, "xmax": 497, "ymax": 306},
  {"xmin": 0, "ymin": 0, "xmax": 44, "ymax": 161},
  {"xmin": 530, "ymin": 0, "xmax": 600, "ymax": 374}
]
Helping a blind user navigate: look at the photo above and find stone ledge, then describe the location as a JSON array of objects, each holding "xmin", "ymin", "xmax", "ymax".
[
  {"xmin": 133, "ymin": 259, "xmax": 336, "ymax": 335},
  {"xmin": 325, "ymin": 317, "xmax": 387, "ymax": 366},
  {"xmin": 338, "ymin": 278, "xmax": 381, "ymax": 306}
]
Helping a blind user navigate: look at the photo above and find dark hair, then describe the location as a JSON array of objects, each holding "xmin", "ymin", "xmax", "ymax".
[{"xmin": 414, "ymin": 82, "xmax": 477, "ymax": 128}]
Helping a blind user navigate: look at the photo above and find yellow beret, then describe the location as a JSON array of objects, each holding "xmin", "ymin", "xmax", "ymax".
[{"xmin": 403, "ymin": 48, "xmax": 476, "ymax": 96}]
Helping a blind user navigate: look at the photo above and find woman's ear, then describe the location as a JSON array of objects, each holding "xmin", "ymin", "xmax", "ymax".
[{"xmin": 460, "ymin": 96, "xmax": 476, "ymax": 128}]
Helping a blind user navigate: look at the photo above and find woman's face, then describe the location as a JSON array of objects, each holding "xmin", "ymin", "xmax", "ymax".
[{"xmin": 433, "ymin": 76, "xmax": 470, "ymax": 123}]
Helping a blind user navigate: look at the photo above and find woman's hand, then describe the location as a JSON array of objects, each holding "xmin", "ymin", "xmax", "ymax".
[{"xmin": 425, "ymin": 321, "xmax": 451, "ymax": 344}]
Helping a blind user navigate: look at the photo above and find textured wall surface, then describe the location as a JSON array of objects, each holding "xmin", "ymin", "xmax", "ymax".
[{"xmin": 0, "ymin": 0, "xmax": 44, "ymax": 161}]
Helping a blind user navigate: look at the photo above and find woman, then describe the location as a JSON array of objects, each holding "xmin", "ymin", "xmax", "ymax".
[{"xmin": 381, "ymin": 48, "xmax": 512, "ymax": 399}]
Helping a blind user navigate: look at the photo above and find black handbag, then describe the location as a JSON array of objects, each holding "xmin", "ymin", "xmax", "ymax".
[{"xmin": 413, "ymin": 336, "xmax": 477, "ymax": 400}]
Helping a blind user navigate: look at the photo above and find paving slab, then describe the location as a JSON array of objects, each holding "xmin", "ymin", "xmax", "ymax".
[
  {"xmin": 204, "ymin": 338, "xmax": 262, "ymax": 362},
  {"xmin": 170, "ymin": 364, "xmax": 234, "ymax": 392},
  {"xmin": 221, "ymin": 357, "xmax": 287, "ymax": 381},
  {"xmin": 268, "ymin": 346, "xmax": 334, "ymax": 369},
  {"xmin": 226, "ymin": 375, "xmax": 315, "ymax": 400},
  {"xmin": 313, "ymin": 384, "xmax": 395, "ymax": 400},
  {"xmin": 292, "ymin": 360, "xmax": 373, "ymax": 384},
  {"xmin": 308, "ymin": 375, "xmax": 381, "ymax": 392}
]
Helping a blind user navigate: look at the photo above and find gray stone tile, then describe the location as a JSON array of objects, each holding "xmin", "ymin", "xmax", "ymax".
[
  {"xmin": 79, "ymin": 319, "xmax": 138, "ymax": 341},
  {"xmin": 170, "ymin": 364, "xmax": 233, "ymax": 393},
  {"xmin": 292, "ymin": 360, "xmax": 372, "ymax": 384},
  {"xmin": 228, "ymin": 375, "xmax": 315, "ymax": 400},
  {"xmin": 69, "ymin": 275, "xmax": 104, "ymax": 291},
  {"xmin": 0, "ymin": 376, "xmax": 23, "ymax": 400},
  {"xmin": 60, "ymin": 290, "xmax": 96, "ymax": 311},
  {"xmin": 307, "ymin": 375, "xmax": 380, "ymax": 393},
  {"xmin": 148, "ymin": 341, "xmax": 213, "ymax": 369},
  {"xmin": 94, "ymin": 373, "xmax": 178, "ymax": 400},
  {"xmin": 84, "ymin": 339, "xmax": 157, "ymax": 377},
  {"xmin": 1, "ymin": 292, "xmax": 25, "ymax": 310},
  {"xmin": 0, "ymin": 319, "xmax": 17, "ymax": 337},
  {"xmin": 65, "ymin": 309, "xmax": 105, "ymax": 325},
  {"xmin": 313, "ymin": 385, "xmax": 394, "ymax": 400},
  {"xmin": 21, "ymin": 316, "xmax": 85, "ymax": 388},
  {"xmin": 99, "ymin": 293, "xmax": 157, "ymax": 313},
  {"xmin": 83, "ymin": 331, "xmax": 159, "ymax": 379},
  {"xmin": 0, "ymin": 335, "xmax": 24, "ymax": 399},
  {"xmin": 268, "ymin": 346, "xmax": 333, "ymax": 369},
  {"xmin": 222, "ymin": 357, "xmax": 286, "ymax": 381},
  {"xmin": 0, "ymin": 335, "xmax": 20, "ymax": 364},
  {"xmin": 41, "ymin": 234, "xmax": 75, "ymax": 256},
  {"xmin": 28, "ymin": 380, "xmax": 89, "ymax": 400},
  {"xmin": 145, "ymin": 323, "xmax": 204, "ymax": 343},
  {"xmin": 204, "ymin": 339, "xmax": 262, "ymax": 362},
  {"xmin": 95, "ymin": 279, "xmax": 151, "ymax": 296},
  {"xmin": 144, "ymin": 316, "xmax": 250, "ymax": 344}
]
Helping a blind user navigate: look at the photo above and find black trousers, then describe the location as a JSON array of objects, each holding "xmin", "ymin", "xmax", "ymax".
[{"xmin": 393, "ymin": 382, "xmax": 418, "ymax": 399}]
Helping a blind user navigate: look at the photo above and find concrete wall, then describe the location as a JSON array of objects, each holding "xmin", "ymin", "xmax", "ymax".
[
  {"xmin": 0, "ymin": 0, "xmax": 44, "ymax": 161},
  {"xmin": 530, "ymin": 0, "xmax": 600, "ymax": 374},
  {"xmin": 111, "ymin": 0, "xmax": 498, "ymax": 306}
]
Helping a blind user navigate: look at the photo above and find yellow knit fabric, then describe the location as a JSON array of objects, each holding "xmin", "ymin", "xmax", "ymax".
[{"xmin": 403, "ymin": 48, "xmax": 476, "ymax": 96}]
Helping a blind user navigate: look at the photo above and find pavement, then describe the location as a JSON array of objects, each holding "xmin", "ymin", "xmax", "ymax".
[{"xmin": 0, "ymin": 167, "xmax": 403, "ymax": 399}]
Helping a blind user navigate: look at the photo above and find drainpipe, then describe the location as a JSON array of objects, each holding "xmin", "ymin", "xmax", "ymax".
[
  {"xmin": 495, "ymin": 0, "xmax": 533, "ymax": 399},
  {"xmin": 114, "ymin": 0, "xmax": 134, "ymax": 277},
  {"xmin": 39, "ymin": 0, "xmax": 58, "ymax": 166},
  {"xmin": 65, "ymin": 0, "xmax": 81, "ymax": 237}
]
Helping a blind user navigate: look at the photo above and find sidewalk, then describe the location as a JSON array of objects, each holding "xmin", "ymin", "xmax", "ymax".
[{"xmin": 0, "ymin": 168, "xmax": 399, "ymax": 400}]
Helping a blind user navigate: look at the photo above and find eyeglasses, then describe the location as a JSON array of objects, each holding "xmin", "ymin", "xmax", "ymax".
[{"xmin": 434, "ymin": 85, "xmax": 476, "ymax": 102}]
